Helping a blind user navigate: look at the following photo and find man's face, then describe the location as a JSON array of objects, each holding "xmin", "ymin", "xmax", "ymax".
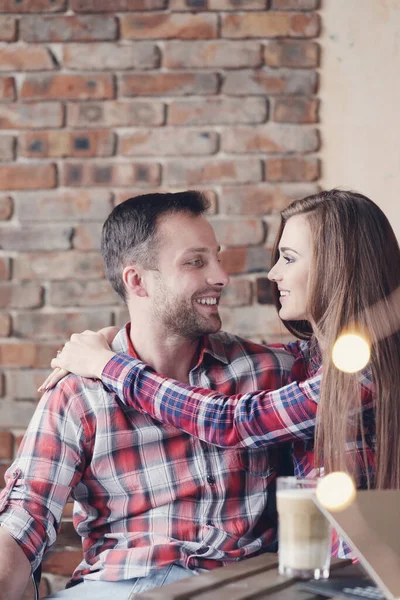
[{"xmin": 146, "ymin": 213, "xmax": 230, "ymax": 339}]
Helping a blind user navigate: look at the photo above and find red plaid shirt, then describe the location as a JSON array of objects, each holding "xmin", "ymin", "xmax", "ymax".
[
  {"xmin": 0, "ymin": 326, "xmax": 307, "ymax": 586},
  {"xmin": 100, "ymin": 344, "xmax": 376, "ymax": 558}
]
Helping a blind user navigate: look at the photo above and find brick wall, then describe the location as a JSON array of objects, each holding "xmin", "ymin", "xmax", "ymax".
[{"xmin": 0, "ymin": 0, "xmax": 320, "ymax": 595}]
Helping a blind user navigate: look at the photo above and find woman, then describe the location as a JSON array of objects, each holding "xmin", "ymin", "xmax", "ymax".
[{"xmin": 45, "ymin": 189, "xmax": 400, "ymax": 490}]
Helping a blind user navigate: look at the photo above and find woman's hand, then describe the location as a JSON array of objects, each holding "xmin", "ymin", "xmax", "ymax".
[{"xmin": 38, "ymin": 327, "xmax": 119, "ymax": 392}]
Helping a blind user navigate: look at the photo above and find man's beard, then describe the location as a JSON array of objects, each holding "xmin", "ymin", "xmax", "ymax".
[{"xmin": 153, "ymin": 279, "xmax": 222, "ymax": 339}]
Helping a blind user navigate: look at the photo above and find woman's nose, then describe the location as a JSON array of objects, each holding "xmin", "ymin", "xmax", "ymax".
[{"xmin": 268, "ymin": 263, "xmax": 281, "ymax": 282}]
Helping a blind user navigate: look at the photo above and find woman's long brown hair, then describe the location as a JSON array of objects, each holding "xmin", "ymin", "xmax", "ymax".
[{"xmin": 271, "ymin": 189, "xmax": 400, "ymax": 489}]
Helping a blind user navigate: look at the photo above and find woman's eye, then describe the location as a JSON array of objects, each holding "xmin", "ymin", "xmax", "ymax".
[{"xmin": 283, "ymin": 256, "xmax": 294, "ymax": 264}]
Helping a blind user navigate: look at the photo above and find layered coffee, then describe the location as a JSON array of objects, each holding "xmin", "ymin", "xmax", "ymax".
[{"xmin": 277, "ymin": 481, "xmax": 331, "ymax": 579}]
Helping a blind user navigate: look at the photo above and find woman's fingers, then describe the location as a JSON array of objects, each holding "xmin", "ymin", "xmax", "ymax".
[
  {"xmin": 38, "ymin": 367, "xmax": 69, "ymax": 392},
  {"xmin": 50, "ymin": 332, "xmax": 115, "ymax": 379}
]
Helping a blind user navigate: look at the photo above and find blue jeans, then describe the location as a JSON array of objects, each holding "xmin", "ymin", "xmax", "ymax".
[{"xmin": 44, "ymin": 564, "xmax": 197, "ymax": 599}]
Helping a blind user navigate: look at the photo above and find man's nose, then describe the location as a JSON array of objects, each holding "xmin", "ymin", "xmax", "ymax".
[{"xmin": 206, "ymin": 263, "xmax": 230, "ymax": 288}]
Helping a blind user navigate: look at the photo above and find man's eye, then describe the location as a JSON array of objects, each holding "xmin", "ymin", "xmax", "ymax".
[{"xmin": 187, "ymin": 259, "xmax": 203, "ymax": 267}]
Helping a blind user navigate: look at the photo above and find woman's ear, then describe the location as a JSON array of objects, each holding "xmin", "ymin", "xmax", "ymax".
[{"xmin": 122, "ymin": 265, "xmax": 148, "ymax": 298}]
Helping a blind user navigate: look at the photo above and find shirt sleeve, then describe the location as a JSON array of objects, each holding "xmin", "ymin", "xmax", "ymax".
[
  {"xmin": 101, "ymin": 354, "xmax": 323, "ymax": 449},
  {"xmin": 0, "ymin": 378, "xmax": 90, "ymax": 572}
]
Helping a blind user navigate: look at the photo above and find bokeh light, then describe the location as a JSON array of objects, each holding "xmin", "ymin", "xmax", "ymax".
[
  {"xmin": 332, "ymin": 333, "xmax": 371, "ymax": 373},
  {"xmin": 316, "ymin": 472, "xmax": 356, "ymax": 512}
]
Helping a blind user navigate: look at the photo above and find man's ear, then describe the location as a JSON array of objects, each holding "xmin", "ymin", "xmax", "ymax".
[{"xmin": 122, "ymin": 265, "xmax": 148, "ymax": 297}]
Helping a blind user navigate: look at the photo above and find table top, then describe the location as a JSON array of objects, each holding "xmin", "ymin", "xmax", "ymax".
[{"xmin": 135, "ymin": 554, "xmax": 362, "ymax": 600}]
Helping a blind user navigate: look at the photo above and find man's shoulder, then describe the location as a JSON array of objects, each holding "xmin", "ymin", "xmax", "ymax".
[
  {"xmin": 207, "ymin": 330, "xmax": 306, "ymax": 358},
  {"xmin": 207, "ymin": 331, "xmax": 265, "ymax": 353},
  {"xmin": 40, "ymin": 372, "xmax": 113, "ymax": 416}
]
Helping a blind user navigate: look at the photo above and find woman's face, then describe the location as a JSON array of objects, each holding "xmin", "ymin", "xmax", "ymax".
[{"xmin": 268, "ymin": 214, "xmax": 313, "ymax": 322}]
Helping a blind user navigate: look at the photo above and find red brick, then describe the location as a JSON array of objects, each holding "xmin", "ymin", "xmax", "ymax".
[
  {"xmin": 211, "ymin": 217, "xmax": 265, "ymax": 246},
  {"xmin": 0, "ymin": 257, "xmax": 10, "ymax": 280},
  {"xmin": 0, "ymin": 17, "xmax": 17, "ymax": 42},
  {"xmin": 0, "ymin": 314, "xmax": 11, "ymax": 337},
  {"xmin": 0, "ymin": 195, "xmax": 13, "ymax": 219},
  {"xmin": 14, "ymin": 190, "xmax": 113, "ymax": 222},
  {"xmin": 0, "ymin": 102, "xmax": 63, "ymax": 129},
  {"xmin": 4, "ymin": 370, "xmax": 51, "ymax": 400},
  {"xmin": 21, "ymin": 74, "xmax": 115, "ymax": 101},
  {"xmin": 265, "ymin": 156, "xmax": 320, "ymax": 181},
  {"xmin": 19, "ymin": 130, "xmax": 115, "ymax": 158},
  {"xmin": 163, "ymin": 41, "xmax": 262, "ymax": 69},
  {"xmin": 64, "ymin": 42, "xmax": 159, "ymax": 71},
  {"xmin": 20, "ymin": 16, "xmax": 117, "ymax": 42},
  {"xmin": 222, "ymin": 124, "xmax": 319, "ymax": 154},
  {"xmin": 120, "ymin": 13, "xmax": 218, "ymax": 40},
  {"xmin": 0, "ymin": 342, "xmax": 38, "ymax": 368},
  {"xmin": 220, "ymin": 247, "xmax": 247, "ymax": 275},
  {"xmin": 256, "ymin": 277, "xmax": 273, "ymax": 305},
  {"xmin": 0, "ymin": 406, "xmax": 38, "ymax": 433},
  {"xmin": 0, "ymin": 225, "xmax": 72, "ymax": 251},
  {"xmin": 273, "ymin": 96, "xmax": 319, "ymax": 123},
  {"xmin": 13, "ymin": 252, "xmax": 104, "ymax": 281},
  {"xmin": 220, "ymin": 278, "xmax": 253, "ymax": 308},
  {"xmin": 0, "ymin": 431, "xmax": 13, "ymax": 460},
  {"xmin": 219, "ymin": 185, "xmax": 278, "ymax": 215},
  {"xmin": 14, "ymin": 310, "xmax": 113, "ymax": 340},
  {"xmin": 221, "ymin": 12, "xmax": 320, "ymax": 38},
  {"xmin": 0, "ymin": 47, "xmax": 55, "ymax": 72},
  {"xmin": 231, "ymin": 246, "xmax": 271, "ymax": 274},
  {"xmin": 67, "ymin": 100, "xmax": 164, "ymax": 128},
  {"xmin": 168, "ymin": 97, "xmax": 267, "ymax": 125},
  {"xmin": 170, "ymin": 0, "xmax": 267, "ymax": 8},
  {"xmin": 164, "ymin": 158, "xmax": 262, "ymax": 185},
  {"xmin": 72, "ymin": 223, "xmax": 102, "ymax": 250},
  {"xmin": 223, "ymin": 68, "xmax": 317, "ymax": 95},
  {"xmin": 49, "ymin": 280, "xmax": 119, "ymax": 306},
  {"xmin": 0, "ymin": 136, "xmax": 15, "ymax": 161},
  {"xmin": 0, "ymin": 77, "xmax": 15, "ymax": 101},
  {"xmin": 0, "ymin": 164, "xmax": 56, "ymax": 191},
  {"xmin": 0, "ymin": 282, "xmax": 43, "ymax": 309},
  {"xmin": 120, "ymin": 128, "xmax": 217, "ymax": 156},
  {"xmin": 72, "ymin": 0, "xmax": 166, "ymax": 10},
  {"xmin": 120, "ymin": 72, "xmax": 218, "ymax": 97},
  {"xmin": 220, "ymin": 246, "xmax": 271, "ymax": 275},
  {"xmin": 0, "ymin": 0, "xmax": 66, "ymax": 12},
  {"xmin": 264, "ymin": 40, "xmax": 319, "ymax": 68},
  {"xmin": 219, "ymin": 183, "xmax": 318, "ymax": 214},
  {"xmin": 271, "ymin": 0, "xmax": 319, "ymax": 9},
  {"xmin": 61, "ymin": 161, "xmax": 160, "ymax": 187}
]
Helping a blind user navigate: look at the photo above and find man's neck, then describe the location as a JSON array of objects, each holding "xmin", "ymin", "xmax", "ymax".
[{"xmin": 128, "ymin": 323, "xmax": 201, "ymax": 383}]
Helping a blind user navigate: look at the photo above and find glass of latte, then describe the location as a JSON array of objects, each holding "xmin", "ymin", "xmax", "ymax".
[{"xmin": 277, "ymin": 477, "xmax": 331, "ymax": 580}]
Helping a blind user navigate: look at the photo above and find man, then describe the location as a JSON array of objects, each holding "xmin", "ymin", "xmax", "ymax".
[{"xmin": 0, "ymin": 192, "xmax": 305, "ymax": 600}]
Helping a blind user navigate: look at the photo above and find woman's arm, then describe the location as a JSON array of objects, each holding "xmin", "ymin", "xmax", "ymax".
[{"xmin": 50, "ymin": 331, "xmax": 323, "ymax": 448}]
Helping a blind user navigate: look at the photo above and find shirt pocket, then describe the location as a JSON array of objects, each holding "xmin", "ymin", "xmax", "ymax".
[{"xmin": 236, "ymin": 447, "xmax": 274, "ymax": 477}]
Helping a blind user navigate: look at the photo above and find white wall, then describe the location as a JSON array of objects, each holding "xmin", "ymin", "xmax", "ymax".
[{"xmin": 320, "ymin": 0, "xmax": 400, "ymax": 238}]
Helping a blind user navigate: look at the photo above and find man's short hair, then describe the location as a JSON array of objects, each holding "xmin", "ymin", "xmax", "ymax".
[{"xmin": 101, "ymin": 191, "xmax": 210, "ymax": 301}]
